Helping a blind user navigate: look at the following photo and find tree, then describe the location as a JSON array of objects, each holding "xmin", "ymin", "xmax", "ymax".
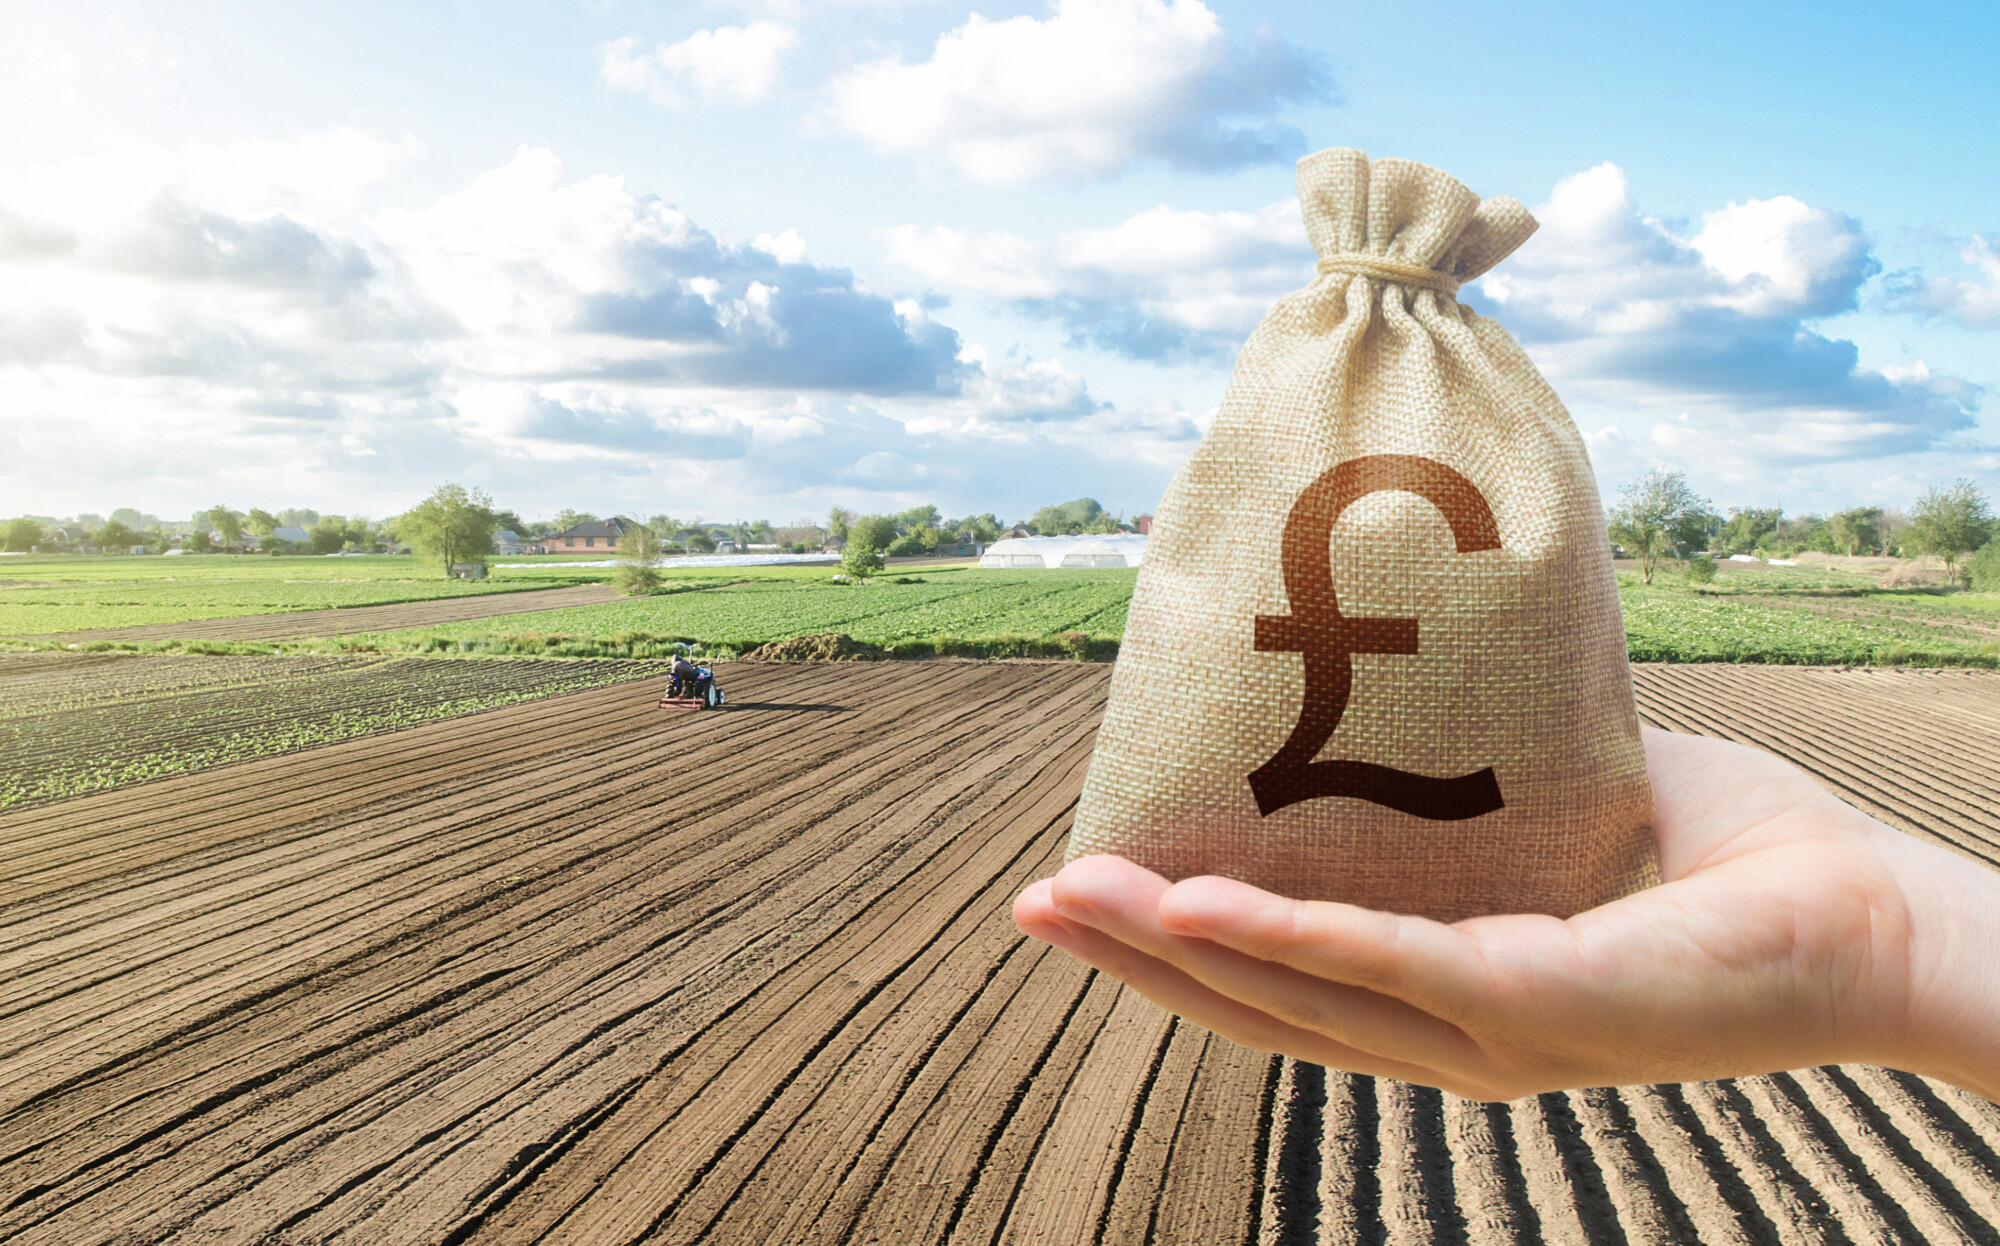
[
  {"xmin": 840, "ymin": 514, "xmax": 898, "ymax": 579},
  {"xmin": 1607, "ymin": 469, "xmax": 1712, "ymax": 585},
  {"xmin": 840, "ymin": 542, "xmax": 885, "ymax": 580},
  {"xmin": 887, "ymin": 526, "xmax": 943, "ymax": 557},
  {"xmin": 552, "ymin": 508, "xmax": 596, "ymax": 533},
  {"xmin": 490, "ymin": 509, "xmax": 527, "ymax": 536},
  {"xmin": 1718, "ymin": 507, "xmax": 1781, "ymax": 556},
  {"xmin": 278, "ymin": 507, "xmax": 320, "ymax": 529},
  {"xmin": 1907, "ymin": 479, "xmax": 1995, "ymax": 582},
  {"xmin": 1879, "ymin": 509, "xmax": 1909, "ymax": 558},
  {"xmin": 396, "ymin": 483, "xmax": 500, "ymax": 577},
  {"xmin": 848, "ymin": 514, "xmax": 898, "ymax": 552},
  {"xmin": 309, "ymin": 518, "xmax": 349, "ymax": 555},
  {"xmin": 1827, "ymin": 507, "xmax": 1882, "ymax": 557},
  {"xmin": 678, "ymin": 526, "xmax": 717, "ymax": 553},
  {"xmin": 895, "ymin": 504, "xmax": 941, "ymax": 531},
  {"xmin": 1967, "ymin": 538, "xmax": 2000, "ymax": 592},
  {"xmin": 2, "ymin": 518, "xmax": 43, "ymax": 552},
  {"xmin": 827, "ymin": 507, "xmax": 855, "ymax": 544},
  {"xmin": 1779, "ymin": 513, "xmax": 1835, "ymax": 555},
  {"xmin": 1029, "ymin": 498, "xmax": 1107, "ymax": 535},
  {"xmin": 110, "ymin": 507, "xmax": 148, "ymax": 530},
  {"xmin": 202, "ymin": 505, "xmax": 244, "ymax": 547},
  {"xmin": 97, "ymin": 520, "xmax": 137, "ymax": 551},
  {"xmin": 187, "ymin": 530, "xmax": 213, "ymax": 553},
  {"xmin": 645, "ymin": 514, "xmax": 680, "ymax": 539},
  {"xmin": 245, "ymin": 508, "xmax": 280, "ymax": 536},
  {"xmin": 614, "ymin": 524, "xmax": 663, "ymax": 595}
]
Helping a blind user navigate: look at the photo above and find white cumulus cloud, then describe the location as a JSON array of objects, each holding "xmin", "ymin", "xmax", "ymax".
[
  {"xmin": 0, "ymin": 131, "xmax": 1184, "ymax": 519},
  {"xmin": 1472, "ymin": 162, "xmax": 1974, "ymax": 471},
  {"xmin": 884, "ymin": 198, "xmax": 1310, "ymax": 360},
  {"xmin": 599, "ymin": 22, "xmax": 799, "ymax": 109},
  {"xmin": 827, "ymin": 0, "xmax": 1329, "ymax": 184},
  {"xmin": 1894, "ymin": 234, "xmax": 2000, "ymax": 329}
]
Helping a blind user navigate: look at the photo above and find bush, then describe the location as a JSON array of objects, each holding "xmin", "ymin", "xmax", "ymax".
[
  {"xmin": 1685, "ymin": 554, "xmax": 1716, "ymax": 585},
  {"xmin": 1968, "ymin": 538, "xmax": 2000, "ymax": 592},
  {"xmin": 840, "ymin": 543, "xmax": 885, "ymax": 581}
]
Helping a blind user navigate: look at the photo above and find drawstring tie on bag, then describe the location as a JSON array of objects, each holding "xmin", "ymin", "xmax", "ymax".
[{"xmin": 1316, "ymin": 253, "xmax": 1460, "ymax": 297}]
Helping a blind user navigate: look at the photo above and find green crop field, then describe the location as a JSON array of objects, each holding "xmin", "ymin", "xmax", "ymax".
[
  {"xmin": 1619, "ymin": 585, "xmax": 1992, "ymax": 664},
  {"xmin": 388, "ymin": 569, "xmax": 1991, "ymax": 666},
  {"xmin": 0, "ymin": 554, "xmax": 589, "ymax": 635},
  {"xmin": 377, "ymin": 570, "xmax": 1136, "ymax": 654},
  {"xmin": 486, "ymin": 558, "xmax": 836, "ymax": 582},
  {"xmin": 0, "ymin": 653, "xmax": 674, "ymax": 808},
  {"xmin": 8, "ymin": 552, "xmax": 1996, "ymax": 667}
]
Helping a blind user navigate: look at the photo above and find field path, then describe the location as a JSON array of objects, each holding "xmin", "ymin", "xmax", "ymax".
[
  {"xmin": 6, "ymin": 581, "xmax": 621, "ymax": 643},
  {"xmin": 2, "ymin": 662, "xmax": 1997, "ymax": 1243}
]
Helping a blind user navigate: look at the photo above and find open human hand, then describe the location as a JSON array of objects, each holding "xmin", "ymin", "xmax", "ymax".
[{"xmin": 1014, "ymin": 728, "xmax": 2000, "ymax": 1102}]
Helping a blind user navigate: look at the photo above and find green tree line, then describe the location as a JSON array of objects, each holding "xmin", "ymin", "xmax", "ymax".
[{"xmin": 1609, "ymin": 470, "xmax": 1998, "ymax": 589}]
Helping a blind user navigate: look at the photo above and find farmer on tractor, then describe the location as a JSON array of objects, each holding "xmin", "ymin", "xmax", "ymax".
[
  {"xmin": 669, "ymin": 656, "xmax": 707, "ymax": 700},
  {"xmin": 662, "ymin": 656, "xmax": 725, "ymax": 710}
]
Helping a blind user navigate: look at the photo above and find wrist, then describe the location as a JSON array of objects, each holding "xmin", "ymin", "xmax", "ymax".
[{"xmin": 1892, "ymin": 834, "xmax": 2000, "ymax": 1102}]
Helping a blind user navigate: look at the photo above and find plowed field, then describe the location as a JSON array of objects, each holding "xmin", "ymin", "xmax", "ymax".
[
  {"xmin": 3, "ymin": 662, "xmax": 1996, "ymax": 1244},
  {"xmin": 8, "ymin": 582, "xmax": 621, "ymax": 644}
]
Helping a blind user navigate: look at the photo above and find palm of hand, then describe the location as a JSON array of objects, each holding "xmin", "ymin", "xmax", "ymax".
[{"xmin": 1015, "ymin": 728, "xmax": 1924, "ymax": 1100}]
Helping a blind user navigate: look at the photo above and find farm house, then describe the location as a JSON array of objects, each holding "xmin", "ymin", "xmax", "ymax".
[{"xmin": 978, "ymin": 534, "xmax": 1147, "ymax": 569}]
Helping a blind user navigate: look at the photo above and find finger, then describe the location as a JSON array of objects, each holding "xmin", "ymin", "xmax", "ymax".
[
  {"xmin": 1154, "ymin": 873, "xmax": 1515, "ymax": 1026},
  {"xmin": 1052, "ymin": 857, "xmax": 1483, "ymax": 1072},
  {"xmin": 1014, "ymin": 877, "xmax": 1062, "ymax": 934},
  {"xmin": 1031, "ymin": 909, "xmax": 1452, "ymax": 1086}
]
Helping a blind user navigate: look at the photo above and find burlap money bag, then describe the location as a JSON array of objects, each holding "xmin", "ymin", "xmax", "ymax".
[{"xmin": 1067, "ymin": 148, "xmax": 1656, "ymax": 922}]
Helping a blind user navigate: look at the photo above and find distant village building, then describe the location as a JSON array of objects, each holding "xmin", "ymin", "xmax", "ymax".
[
  {"xmin": 547, "ymin": 517, "xmax": 635, "ymax": 552},
  {"xmin": 270, "ymin": 525, "xmax": 312, "ymax": 546},
  {"xmin": 493, "ymin": 529, "xmax": 543, "ymax": 555},
  {"xmin": 1134, "ymin": 515, "xmax": 1153, "ymax": 535}
]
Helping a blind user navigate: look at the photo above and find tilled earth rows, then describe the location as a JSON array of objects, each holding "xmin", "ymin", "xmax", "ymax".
[{"xmin": 1, "ymin": 661, "xmax": 1996, "ymax": 1244}]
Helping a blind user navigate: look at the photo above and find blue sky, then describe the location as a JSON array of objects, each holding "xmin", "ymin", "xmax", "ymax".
[{"xmin": 2, "ymin": 0, "xmax": 1996, "ymax": 524}]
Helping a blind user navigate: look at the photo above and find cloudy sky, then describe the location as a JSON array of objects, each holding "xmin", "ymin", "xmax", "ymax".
[{"xmin": 2, "ymin": 0, "xmax": 1996, "ymax": 524}]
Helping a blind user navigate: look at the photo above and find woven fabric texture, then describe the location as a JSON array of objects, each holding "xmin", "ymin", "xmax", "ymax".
[{"xmin": 1067, "ymin": 148, "xmax": 1656, "ymax": 922}]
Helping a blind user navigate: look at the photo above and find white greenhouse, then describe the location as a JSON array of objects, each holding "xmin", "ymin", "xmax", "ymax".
[{"xmin": 978, "ymin": 534, "xmax": 1147, "ymax": 569}]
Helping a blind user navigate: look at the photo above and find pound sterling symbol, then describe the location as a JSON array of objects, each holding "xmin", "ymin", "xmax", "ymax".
[{"xmin": 1248, "ymin": 454, "xmax": 1507, "ymax": 820}]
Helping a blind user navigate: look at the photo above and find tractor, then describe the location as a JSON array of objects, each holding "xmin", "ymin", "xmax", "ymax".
[{"xmin": 658, "ymin": 656, "xmax": 725, "ymax": 711}]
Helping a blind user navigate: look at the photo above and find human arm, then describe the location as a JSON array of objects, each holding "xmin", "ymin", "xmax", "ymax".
[{"xmin": 1014, "ymin": 728, "xmax": 2000, "ymax": 1101}]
